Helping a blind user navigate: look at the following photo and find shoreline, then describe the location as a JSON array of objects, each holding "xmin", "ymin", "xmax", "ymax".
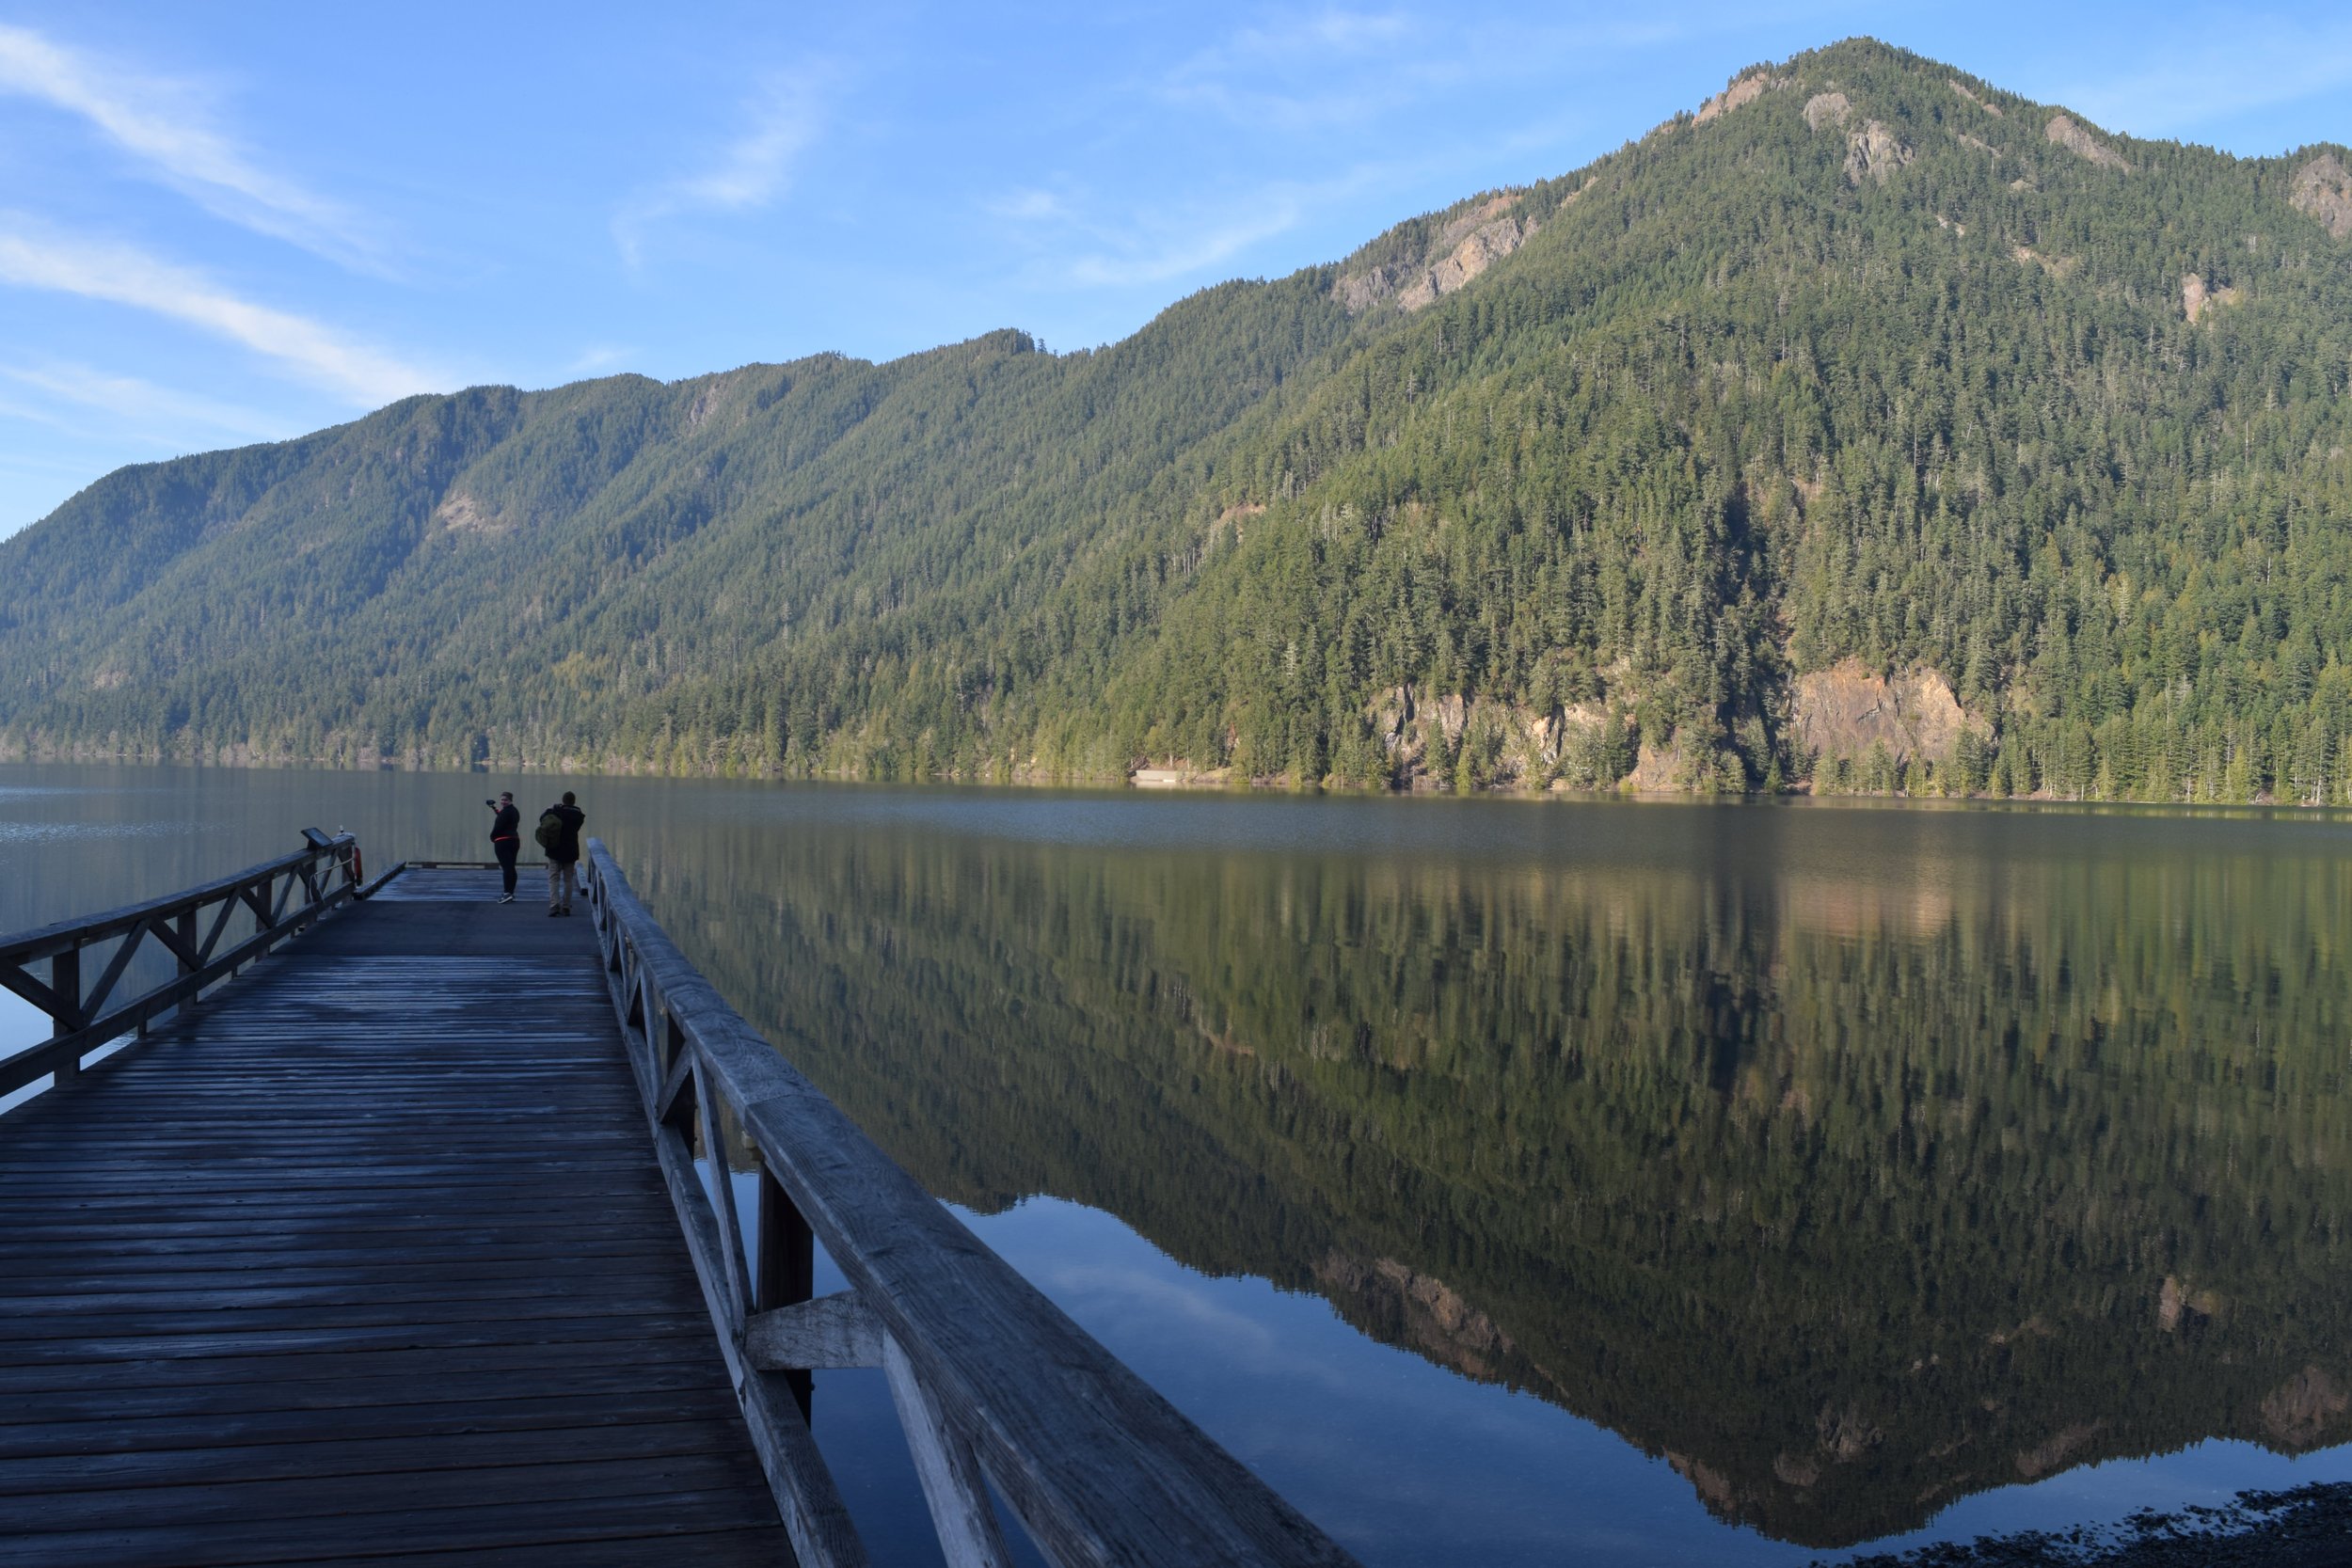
[{"xmin": 3, "ymin": 750, "xmax": 2348, "ymax": 818}]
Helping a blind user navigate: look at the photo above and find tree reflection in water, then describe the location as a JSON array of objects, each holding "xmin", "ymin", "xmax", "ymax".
[{"xmin": 628, "ymin": 799, "xmax": 2352, "ymax": 1550}]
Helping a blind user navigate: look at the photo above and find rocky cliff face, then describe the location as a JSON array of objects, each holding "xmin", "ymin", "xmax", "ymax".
[
  {"xmin": 1791, "ymin": 662, "xmax": 1982, "ymax": 770},
  {"xmin": 1696, "ymin": 70, "xmax": 1778, "ymax": 123},
  {"xmin": 1366, "ymin": 683, "xmax": 1629, "ymax": 791},
  {"xmin": 429, "ymin": 490, "xmax": 516, "ymax": 537},
  {"xmin": 1842, "ymin": 120, "xmax": 1914, "ymax": 186},
  {"xmin": 2183, "ymin": 272, "xmax": 2243, "ymax": 323},
  {"xmin": 2043, "ymin": 112, "xmax": 2129, "ymax": 171},
  {"xmin": 2291, "ymin": 151, "xmax": 2352, "ymax": 239},
  {"xmin": 1332, "ymin": 192, "xmax": 1544, "ymax": 314},
  {"xmin": 1947, "ymin": 78, "xmax": 2002, "ymax": 116}
]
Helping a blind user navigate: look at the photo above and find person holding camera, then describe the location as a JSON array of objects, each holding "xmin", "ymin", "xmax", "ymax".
[{"xmin": 484, "ymin": 791, "xmax": 521, "ymax": 903}]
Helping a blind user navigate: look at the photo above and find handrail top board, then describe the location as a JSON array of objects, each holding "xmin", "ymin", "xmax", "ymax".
[
  {"xmin": 585, "ymin": 838, "xmax": 1356, "ymax": 1567},
  {"xmin": 0, "ymin": 832, "xmax": 357, "ymax": 964}
]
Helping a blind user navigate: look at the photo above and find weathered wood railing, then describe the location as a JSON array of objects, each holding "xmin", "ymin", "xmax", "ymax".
[
  {"xmin": 582, "ymin": 839, "xmax": 1358, "ymax": 1568},
  {"xmin": 0, "ymin": 830, "xmax": 362, "ymax": 1101}
]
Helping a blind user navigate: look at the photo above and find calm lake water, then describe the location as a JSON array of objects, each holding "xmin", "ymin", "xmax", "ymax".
[{"xmin": 5, "ymin": 763, "xmax": 2351, "ymax": 1565}]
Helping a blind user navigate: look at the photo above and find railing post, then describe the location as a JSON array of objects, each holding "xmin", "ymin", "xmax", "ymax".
[
  {"xmin": 759, "ymin": 1165, "xmax": 818, "ymax": 1420},
  {"xmin": 175, "ymin": 909, "xmax": 199, "ymax": 1016},
  {"xmin": 49, "ymin": 945, "xmax": 82, "ymax": 1085}
]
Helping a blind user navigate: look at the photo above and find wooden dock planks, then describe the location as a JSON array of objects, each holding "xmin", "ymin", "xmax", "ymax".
[{"xmin": 0, "ymin": 869, "xmax": 791, "ymax": 1567}]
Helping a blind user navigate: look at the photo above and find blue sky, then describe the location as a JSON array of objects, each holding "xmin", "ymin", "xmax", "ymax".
[{"xmin": 2, "ymin": 1, "xmax": 2350, "ymax": 538}]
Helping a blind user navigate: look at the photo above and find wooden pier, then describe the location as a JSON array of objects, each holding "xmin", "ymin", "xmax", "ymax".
[{"xmin": 0, "ymin": 837, "xmax": 1357, "ymax": 1568}]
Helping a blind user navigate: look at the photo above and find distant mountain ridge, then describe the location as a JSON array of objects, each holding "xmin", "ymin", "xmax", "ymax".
[{"xmin": 6, "ymin": 38, "xmax": 2352, "ymax": 802}]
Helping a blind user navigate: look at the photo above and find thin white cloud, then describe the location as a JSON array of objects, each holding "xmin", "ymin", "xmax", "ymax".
[
  {"xmin": 1183, "ymin": 8, "xmax": 1414, "ymax": 71},
  {"xmin": 1000, "ymin": 162, "xmax": 1408, "ymax": 290},
  {"xmin": 2, "ymin": 361, "xmax": 289, "ymax": 441},
  {"xmin": 614, "ymin": 71, "xmax": 829, "ymax": 268},
  {"xmin": 987, "ymin": 188, "xmax": 1071, "ymax": 222},
  {"xmin": 2058, "ymin": 21, "xmax": 2352, "ymax": 140},
  {"xmin": 564, "ymin": 343, "xmax": 638, "ymax": 376},
  {"xmin": 1161, "ymin": 8, "xmax": 1420, "ymax": 131},
  {"xmin": 0, "ymin": 24, "xmax": 385, "ymax": 271},
  {"xmin": 1158, "ymin": 8, "xmax": 1702, "ymax": 134},
  {"xmin": 1066, "ymin": 203, "xmax": 1305, "ymax": 287},
  {"xmin": 0, "ymin": 396, "xmax": 79, "ymax": 435},
  {"xmin": 0, "ymin": 216, "xmax": 437, "ymax": 405},
  {"xmin": 1157, "ymin": 9, "xmax": 1678, "ymax": 129}
]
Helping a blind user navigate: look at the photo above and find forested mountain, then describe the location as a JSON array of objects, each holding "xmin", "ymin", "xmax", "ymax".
[{"xmin": 7, "ymin": 37, "xmax": 2352, "ymax": 801}]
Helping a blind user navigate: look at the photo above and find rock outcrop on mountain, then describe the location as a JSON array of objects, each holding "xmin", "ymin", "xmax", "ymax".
[
  {"xmin": 2011, "ymin": 242, "xmax": 2077, "ymax": 277},
  {"xmin": 2183, "ymin": 272, "xmax": 2242, "ymax": 322},
  {"xmin": 1792, "ymin": 663, "xmax": 1981, "ymax": 771},
  {"xmin": 430, "ymin": 490, "xmax": 512, "ymax": 536},
  {"xmin": 1333, "ymin": 193, "xmax": 1541, "ymax": 314},
  {"xmin": 1949, "ymin": 78, "xmax": 2001, "ymax": 116},
  {"xmin": 1395, "ymin": 213, "xmax": 1531, "ymax": 309},
  {"xmin": 1843, "ymin": 120, "xmax": 1913, "ymax": 184},
  {"xmin": 2044, "ymin": 112, "xmax": 2129, "ymax": 171},
  {"xmin": 2291, "ymin": 151, "xmax": 2352, "ymax": 238},
  {"xmin": 1696, "ymin": 69, "xmax": 1777, "ymax": 122}
]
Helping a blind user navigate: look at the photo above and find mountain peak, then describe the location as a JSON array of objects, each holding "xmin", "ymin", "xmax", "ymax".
[{"xmin": 4, "ymin": 40, "xmax": 2351, "ymax": 808}]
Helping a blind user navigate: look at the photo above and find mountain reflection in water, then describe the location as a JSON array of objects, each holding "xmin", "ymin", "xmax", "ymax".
[
  {"xmin": 624, "ymin": 795, "xmax": 2352, "ymax": 1550},
  {"xmin": 3, "ymin": 769, "xmax": 2348, "ymax": 1560}
]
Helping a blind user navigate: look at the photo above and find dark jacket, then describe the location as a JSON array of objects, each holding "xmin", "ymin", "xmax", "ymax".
[
  {"xmin": 539, "ymin": 803, "xmax": 585, "ymax": 863},
  {"xmin": 489, "ymin": 803, "xmax": 519, "ymax": 844}
]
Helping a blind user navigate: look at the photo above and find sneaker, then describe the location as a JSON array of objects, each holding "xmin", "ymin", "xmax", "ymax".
[
  {"xmin": 548, "ymin": 908, "xmax": 561, "ymax": 917},
  {"xmin": 499, "ymin": 894, "xmax": 515, "ymax": 904}
]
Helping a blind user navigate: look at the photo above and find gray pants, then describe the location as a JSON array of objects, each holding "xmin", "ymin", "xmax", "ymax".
[{"xmin": 548, "ymin": 859, "xmax": 577, "ymax": 911}]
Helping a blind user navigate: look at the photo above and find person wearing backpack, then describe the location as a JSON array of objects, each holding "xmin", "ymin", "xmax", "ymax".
[{"xmin": 535, "ymin": 791, "xmax": 586, "ymax": 915}]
